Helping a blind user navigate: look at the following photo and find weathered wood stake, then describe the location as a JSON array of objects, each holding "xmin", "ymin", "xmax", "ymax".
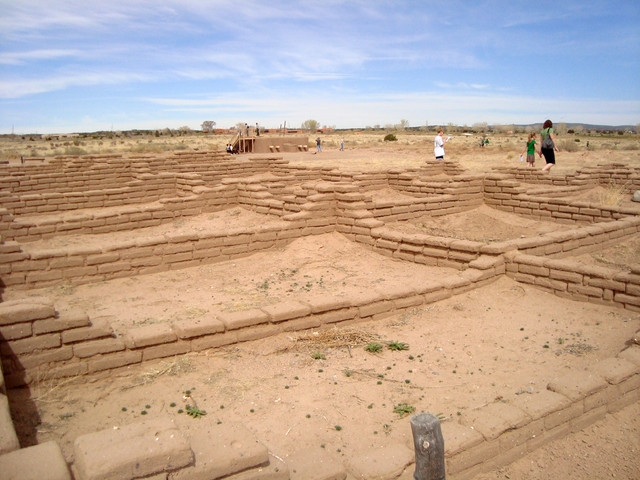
[{"xmin": 410, "ymin": 412, "xmax": 446, "ymax": 480}]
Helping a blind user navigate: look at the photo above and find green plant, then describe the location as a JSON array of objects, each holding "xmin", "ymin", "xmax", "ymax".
[
  {"xmin": 365, "ymin": 342, "xmax": 383, "ymax": 353},
  {"xmin": 311, "ymin": 352, "xmax": 326, "ymax": 360},
  {"xmin": 384, "ymin": 133, "xmax": 398, "ymax": 142},
  {"xmin": 387, "ymin": 341, "xmax": 409, "ymax": 351},
  {"xmin": 185, "ymin": 404, "xmax": 207, "ymax": 418},
  {"xmin": 393, "ymin": 403, "xmax": 415, "ymax": 417},
  {"xmin": 334, "ymin": 425, "xmax": 342, "ymax": 431}
]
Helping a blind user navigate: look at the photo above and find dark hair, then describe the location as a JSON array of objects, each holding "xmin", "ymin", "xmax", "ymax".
[{"xmin": 543, "ymin": 119, "xmax": 553, "ymax": 129}]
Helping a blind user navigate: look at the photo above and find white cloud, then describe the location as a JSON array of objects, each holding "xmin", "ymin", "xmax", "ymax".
[
  {"xmin": 0, "ymin": 71, "xmax": 153, "ymax": 98},
  {"xmin": 0, "ymin": 49, "xmax": 81, "ymax": 65}
]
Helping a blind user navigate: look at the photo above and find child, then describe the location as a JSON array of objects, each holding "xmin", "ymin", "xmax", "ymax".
[{"xmin": 521, "ymin": 133, "xmax": 538, "ymax": 167}]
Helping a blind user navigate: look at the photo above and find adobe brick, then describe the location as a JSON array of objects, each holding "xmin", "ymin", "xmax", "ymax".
[
  {"xmin": 607, "ymin": 389, "xmax": 639, "ymax": 414},
  {"xmin": 62, "ymin": 317, "xmax": 113, "ymax": 343},
  {"xmin": 88, "ymin": 350, "xmax": 142, "ymax": 373},
  {"xmin": 423, "ymin": 289, "xmax": 452, "ymax": 304},
  {"xmin": 317, "ymin": 307, "xmax": 357, "ymax": 324},
  {"xmin": 142, "ymin": 340, "xmax": 191, "ymax": 361},
  {"xmin": 62, "ymin": 266, "xmax": 98, "ymax": 278},
  {"xmin": 614, "ymin": 293, "xmax": 640, "ymax": 307},
  {"xmin": 534, "ymin": 277, "xmax": 568, "ymax": 291},
  {"xmin": 0, "ymin": 252, "xmax": 29, "ymax": 264},
  {"xmin": 359, "ymin": 300, "xmax": 394, "ymax": 318},
  {"xmin": 280, "ymin": 316, "xmax": 322, "ymax": 332},
  {"xmin": 162, "ymin": 243, "xmax": 194, "ymax": 255},
  {"xmin": 26, "ymin": 270, "xmax": 64, "ymax": 283},
  {"xmin": 0, "ymin": 441, "xmax": 70, "ymax": 480},
  {"xmin": 73, "ymin": 418, "xmax": 193, "ymax": 480},
  {"xmin": 549, "ymin": 269, "xmax": 583, "ymax": 284},
  {"xmin": 87, "ymin": 255, "xmax": 123, "ymax": 269},
  {"xmin": 236, "ymin": 324, "xmax": 280, "ymax": 342},
  {"xmin": 127, "ymin": 323, "xmax": 176, "ymax": 348},
  {"xmin": 3, "ymin": 333, "xmax": 60, "ymax": 355},
  {"xmin": 191, "ymin": 331, "xmax": 238, "ymax": 351},
  {"xmin": 217, "ymin": 309, "xmax": 269, "ymax": 330},
  {"xmin": 33, "ymin": 307, "xmax": 90, "ymax": 334},
  {"xmin": 543, "ymin": 402, "xmax": 583, "ymax": 430},
  {"xmin": 548, "ymin": 370, "xmax": 608, "ymax": 402},
  {"xmin": 446, "ymin": 439, "xmax": 500, "ymax": 475},
  {"xmin": 261, "ymin": 301, "xmax": 311, "ymax": 323},
  {"xmin": 73, "ymin": 338, "xmax": 126, "ymax": 358},
  {"xmin": 0, "ymin": 322, "xmax": 32, "ymax": 340},
  {"xmin": 172, "ymin": 315, "xmax": 224, "ymax": 339},
  {"xmin": 13, "ymin": 346, "xmax": 74, "ymax": 370},
  {"xmin": 571, "ymin": 405, "xmax": 607, "ymax": 433}
]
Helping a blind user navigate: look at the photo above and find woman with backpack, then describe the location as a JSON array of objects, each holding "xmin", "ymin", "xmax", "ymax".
[{"xmin": 539, "ymin": 119, "xmax": 559, "ymax": 172}]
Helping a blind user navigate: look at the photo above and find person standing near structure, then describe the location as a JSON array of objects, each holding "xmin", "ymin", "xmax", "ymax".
[
  {"xmin": 540, "ymin": 119, "xmax": 558, "ymax": 172},
  {"xmin": 340, "ymin": 138, "xmax": 344, "ymax": 151},
  {"xmin": 316, "ymin": 137, "xmax": 322, "ymax": 153},
  {"xmin": 255, "ymin": 123, "xmax": 260, "ymax": 136},
  {"xmin": 521, "ymin": 132, "xmax": 538, "ymax": 167},
  {"xmin": 434, "ymin": 128, "xmax": 450, "ymax": 160}
]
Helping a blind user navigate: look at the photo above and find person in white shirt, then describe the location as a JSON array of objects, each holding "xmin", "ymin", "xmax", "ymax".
[{"xmin": 434, "ymin": 128, "xmax": 450, "ymax": 160}]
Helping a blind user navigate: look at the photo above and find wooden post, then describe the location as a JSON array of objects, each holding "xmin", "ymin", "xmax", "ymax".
[{"xmin": 410, "ymin": 413, "xmax": 446, "ymax": 480}]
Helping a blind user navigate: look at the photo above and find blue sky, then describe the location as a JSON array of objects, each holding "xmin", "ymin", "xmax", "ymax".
[{"xmin": 1, "ymin": 1, "xmax": 638, "ymax": 134}]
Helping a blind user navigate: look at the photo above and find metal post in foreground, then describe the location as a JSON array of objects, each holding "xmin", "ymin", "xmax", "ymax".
[{"xmin": 410, "ymin": 412, "xmax": 446, "ymax": 480}]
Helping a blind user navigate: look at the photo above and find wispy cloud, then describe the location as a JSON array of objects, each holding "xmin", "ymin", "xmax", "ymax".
[
  {"xmin": 0, "ymin": 71, "xmax": 154, "ymax": 98},
  {"xmin": 0, "ymin": 49, "xmax": 81, "ymax": 65}
]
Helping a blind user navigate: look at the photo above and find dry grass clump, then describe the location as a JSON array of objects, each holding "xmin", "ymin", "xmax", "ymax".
[
  {"xmin": 129, "ymin": 356, "xmax": 195, "ymax": 387},
  {"xmin": 293, "ymin": 326, "xmax": 381, "ymax": 349},
  {"xmin": 598, "ymin": 182, "xmax": 629, "ymax": 206},
  {"xmin": 558, "ymin": 140, "xmax": 579, "ymax": 152}
]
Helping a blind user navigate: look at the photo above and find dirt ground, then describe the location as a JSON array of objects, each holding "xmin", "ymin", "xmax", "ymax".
[{"xmin": 3, "ymin": 141, "xmax": 640, "ymax": 479}]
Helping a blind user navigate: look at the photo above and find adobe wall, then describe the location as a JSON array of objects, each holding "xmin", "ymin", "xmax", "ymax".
[
  {"xmin": 1, "ymin": 154, "xmax": 640, "ymax": 479},
  {"xmin": 492, "ymin": 162, "xmax": 640, "ymax": 192},
  {"xmin": 1, "ymin": 295, "xmax": 638, "ymax": 480}
]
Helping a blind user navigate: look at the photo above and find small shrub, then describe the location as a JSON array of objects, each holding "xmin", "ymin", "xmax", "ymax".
[
  {"xmin": 311, "ymin": 352, "xmax": 326, "ymax": 360},
  {"xmin": 558, "ymin": 140, "xmax": 578, "ymax": 152},
  {"xmin": 387, "ymin": 341, "xmax": 409, "ymax": 351},
  {"xmin": 393, "ymin": 403, "xmax": 415, "ymax": 417},
  {"xmin": 384, "ymin": 133, "xmax": 398, "ymax": 142},
  {"xmin": 621, "ymin": 143, "xmax": 639, "ymax": 150},
  {"xmin": 185, "ymin": 405, "xmax": 207, "ymax": 418},
  {"xmin": 64, "ymin": 146, "xmax": 87, "ymax": 156},
  {"xmin": 364, "ymin": 342, "xmax": 383, "ymax": 353}
]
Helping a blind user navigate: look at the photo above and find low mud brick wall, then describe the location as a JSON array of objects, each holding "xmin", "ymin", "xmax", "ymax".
[{"xmin": 505, "ymin": 253, "xmax": 640, "ymax": 312}]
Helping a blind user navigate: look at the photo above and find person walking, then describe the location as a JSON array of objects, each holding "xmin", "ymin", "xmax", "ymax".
[
  {"xmin": 339, "ymin": 138, "xmax": 344, "ymax": 151},
  {"xmin": 434, "ymin": 128, "xmax": 450, "ymax": 160},
  {"xmin": 521, "ymin": 132, "xmax": 538, "ymax": 168},
  {"xmin": 316, "ymin": 137, "xmax": 322, "ymax": 153},
  {"xmin": 540, "ymin": 120, "xmax": 558, "ymax": 172}
]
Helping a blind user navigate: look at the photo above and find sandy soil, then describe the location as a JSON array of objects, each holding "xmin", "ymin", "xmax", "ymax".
[{"xmin": 3, "ymin": 138, "xmax": 640, "ymax": 478}]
